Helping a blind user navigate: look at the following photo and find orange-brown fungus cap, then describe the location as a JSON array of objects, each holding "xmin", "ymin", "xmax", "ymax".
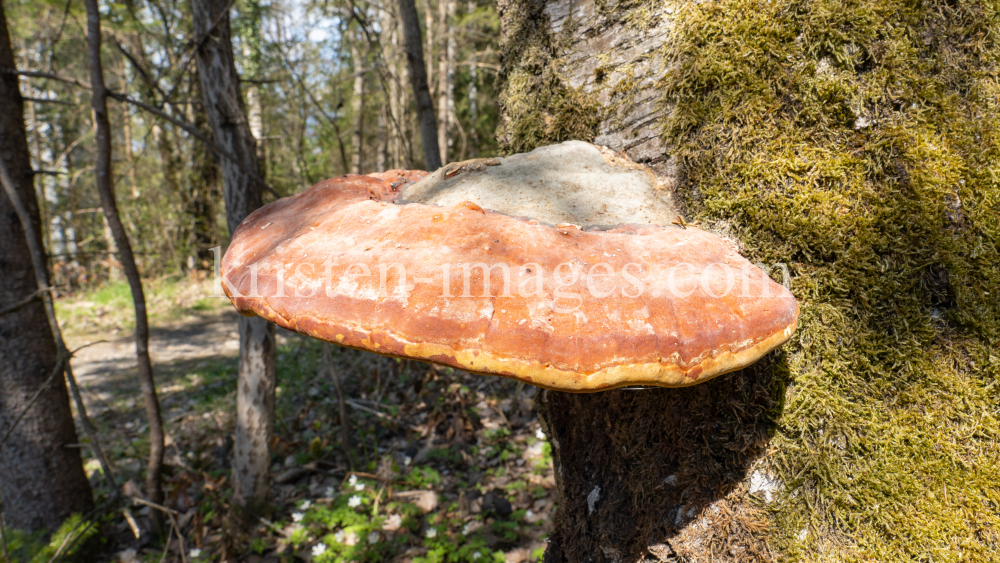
[{"xmin": 222, "ymin": 143, "xmax": 798, "ymax": 391}]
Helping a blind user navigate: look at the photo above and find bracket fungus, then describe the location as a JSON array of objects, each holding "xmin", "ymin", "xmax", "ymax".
[{"xmin": 221, "ymin": 141, "xmax": 798, "ymax": 391}]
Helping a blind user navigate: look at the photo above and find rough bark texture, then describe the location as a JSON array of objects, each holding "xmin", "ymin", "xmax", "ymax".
[
  {"xmin": 497, "ymin": 1, "xmax": 782, "ymax": 560},
  {"xmin": 397, "ymin": 0, "xmax": 442, "ymax": 170},
  {"xmin": 496, "ymin": 0, "xmax": 675, "ymax": 178},
  {"xmin": 537, "ymin": 360, "xmax": 784, "ymax": 563},
  {"xmin": 84, "ymin": 0, "xmax": 166, "ymax": 510},
  {"xmin": 192, "ymin": 0, "xmax": 277, "ymax": 511},
  {"xmin": 0, "ymin": 0, "xmax": 94, "ymax": 532}
]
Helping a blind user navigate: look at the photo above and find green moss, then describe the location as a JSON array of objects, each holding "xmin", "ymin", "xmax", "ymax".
[
  {"xmin": 496, "ymin": 0, "xmax": 602, "ymax": 153},
  {"xmin": 655, "ymin": 0, "xmax": 1000, "ymax": 558}
]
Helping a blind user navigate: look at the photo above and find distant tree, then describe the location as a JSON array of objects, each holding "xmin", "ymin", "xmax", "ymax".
[{"xmin": 192, "ymin": 0, "xmax": 277, "ymax": 515}]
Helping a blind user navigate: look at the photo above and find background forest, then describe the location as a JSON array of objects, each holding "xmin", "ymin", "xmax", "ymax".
[{"xmin": 9, "ymin": 0, "xmax": 500, "ymax": 288}]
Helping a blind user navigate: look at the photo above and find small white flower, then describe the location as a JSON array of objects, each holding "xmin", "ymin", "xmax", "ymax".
[
  {"xmin": 404, "ymin": 456, "xmax": 412, "ymax": 466},
  {"xmin": 367, "ymin": 531, "xmax": 380, "ymax": 544},
  {"xmin": 312, "ymin": 542, "xmax": 327, "ymax": 556},
  {"xmin": 348, "ymin": 495, "xmax": 362, "ymax": 508},
  {"xmin": 526, "ymin": 509, "xmax": 535, "ymax": 520},
  {"xmin": 292, "ymin": 512, "xmax": 304, "ymax": 522},
  {"xmin": 333, "ymin": 530, "xmax": 345, "ymax": 543},
  {"xmin": 472, "ymin": 552, "xmax": 482, "ymax": 560},
  {"xmin": 348, "ymin": 474, "xmax": 358, "ymax": 486},
  {"xmin": 354, "ymin": 483, "xmax": 365, "ymax": 491},
  {"xmin": 425, "ymin": 527, "xmax": 437, "ymax": 539},
  {"xmin": 535, "ymin": 428, "xmax": 546, "ymax": 440},
  {"xmin": 463, "ymin": 522, "xmax": 473, "ymax": 535},
  {"xmin": 325, "ymin": 486, "xmax": 335, "ymax": 497},
  {"xmin": 300, "ymin": 500, "xmax": 312, "ymax": 510},
  {"xmin": 189, "ymin": 548, "xmax": 202, "ymax": 558}
]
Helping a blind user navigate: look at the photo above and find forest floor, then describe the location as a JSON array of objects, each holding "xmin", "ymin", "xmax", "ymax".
[{"xmin": 42, "ymin": 275, "xmax": 553, "ymax": 563}]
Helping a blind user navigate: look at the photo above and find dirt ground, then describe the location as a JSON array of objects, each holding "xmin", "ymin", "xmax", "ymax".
[{"xmin": 56, "ymin": 280, "xmax": 555, "ymax": 563}]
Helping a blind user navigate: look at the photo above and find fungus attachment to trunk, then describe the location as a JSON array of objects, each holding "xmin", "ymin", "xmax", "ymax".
[{"xmin": 221, "ymin": 141, "xmax": 798, "ymax": 391}]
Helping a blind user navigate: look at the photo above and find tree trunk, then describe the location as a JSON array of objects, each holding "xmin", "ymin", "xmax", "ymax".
[
  {"xmin": 185, "ymin": 72, "xmax": 222, "ymax": 266},
  {"xmin": 466, "ymin": 0, "xmax": 479, "ymax": 158},
  {"xmin": 0, "ymin": 0, "xmax": 94, "ymax": 533},
  {"xmin": 436, "ymin": 0, "xmax": 449, "ymax": 164},
  {"xmin": 498, "ymin": 1, "xmax": 778, "ymax": 560},
  {"xmin": 83, "ymin": 0, "xmax": 165, "ymax": 514},
  {"xmin": 397, "ymin": 0, "xmax": 442, "ymax": 170},
  {"xmin": 192, "ymin": 0, "xmax": 277, "ymax": 513},
  {"xmin": 350, "ymin": 40, "xmax": 365, "ymax": 175}
]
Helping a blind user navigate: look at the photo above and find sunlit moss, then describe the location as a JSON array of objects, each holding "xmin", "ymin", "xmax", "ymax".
[
  {"xmin": 500, "ymin": 0, "xmax": 1000, "ymax": 558},
  {"xmin": 655, "ymin": 0, "xmax": 1000, "ymax": 559}
]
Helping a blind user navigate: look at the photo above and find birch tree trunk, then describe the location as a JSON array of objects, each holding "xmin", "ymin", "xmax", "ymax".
[
  {"xmin": 192, "ymin": 0, "xmax": 277, "ymax": 513},
  {"xmin": 350, "ymin": 40, "xmax": 365, "ymax": 175},
  {"xmin": 0, "ymin": 0, "xmax": 94, "ymax": 532},
  {"xmin": 83, "ymin": 0, "xmax": 166, "ymax": 516},
  {"xmin": 466, "ymin": 0, "xmax": 479, "ymax": 158},
  {"xmin": 435, "ymin": 0, "xmax": 453, "ymax": 164}
]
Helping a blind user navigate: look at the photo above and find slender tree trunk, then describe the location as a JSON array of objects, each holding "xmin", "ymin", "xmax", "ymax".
[
  {"xmin": 0, "ymin": 0, "xmax": 94, "ymax": 532},
  {"xmin": 397, "ymin": 0, "xmax": 442, "ymax": 170},
  {"xmin": 466, "ymin": 0, "xmax": 479, "ymax": 157},
  {"xmin": 422, "ymin": 0, "xmax": 434, "ymax": 97},
  {"xmin": 192, "ymin": 0, "xmax": 277, "ymax": 513},
  {"xmin": 350, "ymin": 40, "xmax": 365, "ymax": 175},
  {"xmin": 83, "ymin": 0, "xmax": 165, "ymax": 516},
  {"xmin": 383, "ymin": 7, "xmax": 403, "ymax": 169},
  {"xmin": 377, "ymin": 108, "xmax": 388, "ymax": 172},
  {"xmin": 188, "ymin": 75, "xmax": 221, "ymax": 265},
  {"xmin": 436, "ymin": 0, "xmax": 455, "ymax": 164}
]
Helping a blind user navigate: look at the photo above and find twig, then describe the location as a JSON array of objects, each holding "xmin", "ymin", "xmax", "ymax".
[
  {"xmin": 256, "ymin": 515, "xmax": 289, "ymax": 538},
  {"xmin": 46, "ymin": 523, "xmax": 76, "ymax": 563},
  {"xmin": 128, "ymin": 496, "xmax": 188, "ymax": 563},
  {"xmin": 326, "ymin": 345, "xmax": 354, "ymax": 467},
  {"xmin": 48, "ymin": 497, "xmax": 116, "ymax": 563},
  {"xmin": 23, "ymin": 96, "xmax": 75, "ymax": 105},
  {"xmin": 0, "ymin": 354, "xmax": 67, "ymax": 452},
  {"xmin": 171, "ymin": 511, "xmax": 187, "ymax": 563},
  {"xmin": 0, "ymin": 286, "xmax": 51, "ymax": 318},
  {"xmin": 158, "ymin": 517, "xmax": 176, "ymax": 563},
  {"xmin": 106, "ymin": 91, "xmax": 281, "ymax": 199},
  {"xmin": 128, "ymin": 496, "xmax": 179, "ymax": 515},
  {"xmin": 122, "ymin": 507, "xmax": 142, "ymax": 538},
  {"xmin": 2, "ymin": 68, "xmax": 91, "ymax": 90},
  {"xmin": 346, "ymin": 399, "xmax": 397, "ymax": 421}
]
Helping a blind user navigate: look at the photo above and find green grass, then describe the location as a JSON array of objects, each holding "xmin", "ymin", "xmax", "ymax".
[{"xmin": 55, "ymin": 276, "xmax": 229, "ymax": 335}]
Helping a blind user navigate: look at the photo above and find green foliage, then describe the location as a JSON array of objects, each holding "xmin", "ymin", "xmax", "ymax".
[
  {"xmin": 414, "ymin": 527, "xmax": 505, "ymax": 563},
  {"xmin": 647, "ymin": 0, "xmax": 1000, "ymax": 558},
  {"xmin": 3, "ymin": 514, "xmax": 99, "ymax": 563},
  {"xmin": 405, "ymin": 466, "xmax": 444, "ymax": 488}
]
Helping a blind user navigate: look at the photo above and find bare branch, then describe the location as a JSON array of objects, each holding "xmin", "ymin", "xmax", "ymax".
[
  {"xmin": 23, "ymin": 96, "xmax": 75, "ymax": 105},
  {"xmin": 0, "ymin": 286, "xmax": 51, "ymax": 318},
  {"xmin": 107, "ymin": 91, "xmax": 281, "ymax": 199},
  {"xmin": 2, "ymin": 68, "xmax": 91, "ymax": 90}
]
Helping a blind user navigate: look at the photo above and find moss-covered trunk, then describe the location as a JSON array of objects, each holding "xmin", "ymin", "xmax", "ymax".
[{"xmin": 499, "ymin": 0, "xmax": 1000, "ymax": 560}]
